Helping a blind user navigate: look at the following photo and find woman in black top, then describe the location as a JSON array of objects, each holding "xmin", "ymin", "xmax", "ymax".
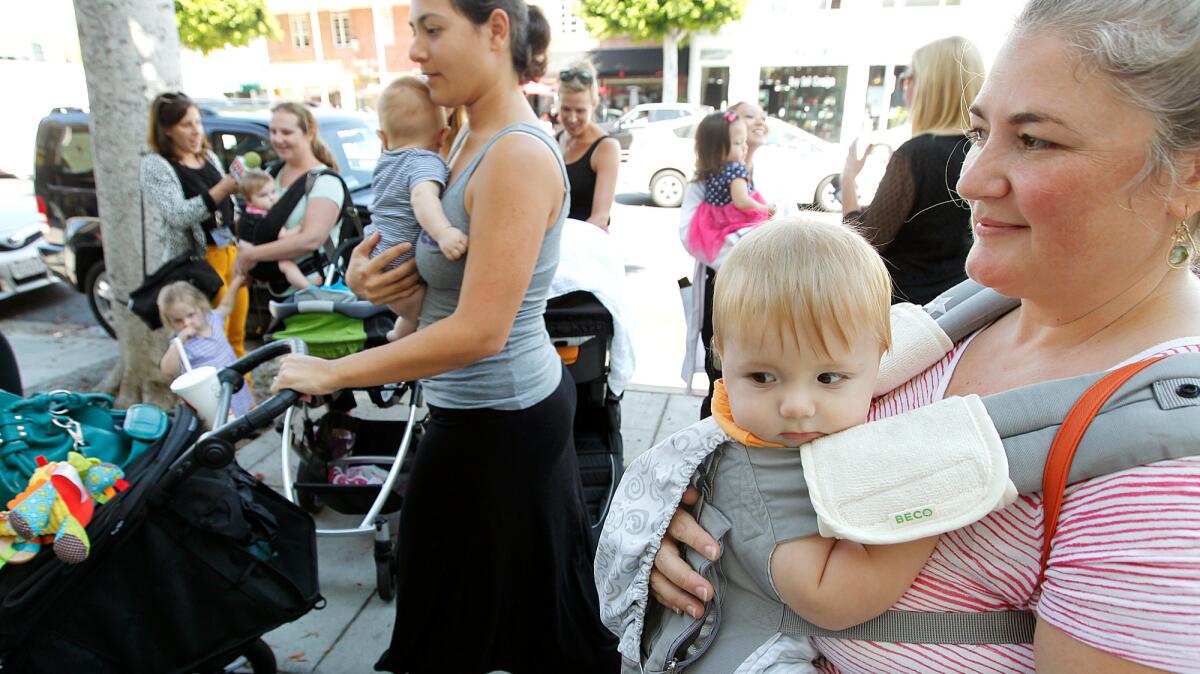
[
  {"xmin": 139, "ymin": 92, "xmax": 248, "ymax": 355},
  {"xmin": 842, "ymin": 36, "xmax": 985, "ymax": 305},
  {"xmin": 556, "ymin": 61, "xmax": 620, "ymax": 230}
]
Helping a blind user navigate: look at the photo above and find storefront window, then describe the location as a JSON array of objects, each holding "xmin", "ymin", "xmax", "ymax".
[
  {"xmin": 758, "ymin": 65, "xmax": 848, "ymax": 143},
  {"xmin": 701, "ymin": 67, "xmax": 729, "ymax": 110},
  {"xmin": 888, "ymin": 65, "xmax": 911, "ymax": 129}
]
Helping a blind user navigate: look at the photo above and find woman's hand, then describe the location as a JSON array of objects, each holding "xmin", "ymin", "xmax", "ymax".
[
  {"xmin": 235, "ymin": 241, "xmax": 258, "ymax": 276},
  {"xmin": 649, "ymin": 488, "xmax": 721, "ymax": 618},
  {"xmin": 212, "ymin": 172, "xmax": 239, "ymax": 202},
  {"xmin": 346, "ymin": 232, "xmax": 422, "ymax": 305},
  {"xmin": 842, "ymin": 139, "xmax": 872, "ymax": 181},
  {"xmin": 271, "ymin": 353, "xmax": 340, "ymax": 396}
]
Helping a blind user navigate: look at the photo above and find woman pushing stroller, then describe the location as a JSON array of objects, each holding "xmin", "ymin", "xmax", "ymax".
[{"xmin": 272, "ymin": 0, "xmax": 619, "ymax": 671}]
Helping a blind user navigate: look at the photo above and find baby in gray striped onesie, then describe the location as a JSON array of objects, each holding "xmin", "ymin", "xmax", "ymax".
[{"xmin": 367, "ymin": 76, "xmax": 467, "ymax": 341}]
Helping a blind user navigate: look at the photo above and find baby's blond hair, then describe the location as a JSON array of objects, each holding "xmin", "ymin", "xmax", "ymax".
[
  {"xmin": 239, "ymin": 169, "xmax": 272, "ymax": 201},
  {"xmin": 378, "ymin": 77, "xmax": 446, "ymax": 146},
  {"xmin": 712, "ymin": 217, "xmax": 892, "ymax": 360}
]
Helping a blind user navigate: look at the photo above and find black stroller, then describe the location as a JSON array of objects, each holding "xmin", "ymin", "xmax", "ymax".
[
  {"xmin": 0, "ymin": 341, "xmax": 321, "ymax": 673},
  {"xmin": 545, "ymin": 290, "xmax": 624, "ymax": 549}
]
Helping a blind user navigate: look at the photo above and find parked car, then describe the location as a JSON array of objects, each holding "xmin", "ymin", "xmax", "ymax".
[
  {"xmin": 0, "ymin": 177, "xmax": 57, "ymax": 301},
  {"xmin": 34, "ymin": 101, "xmax": 379, "ymax": 338},
  {"xmin": 608, "ymin": 103, "xmax": 713, "ymax": 159},
  {"xmin": 623, "ymin": 115, "xmax": 887, "ymax": 211}
]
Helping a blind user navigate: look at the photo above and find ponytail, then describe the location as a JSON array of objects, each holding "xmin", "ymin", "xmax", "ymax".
[
  {"xmin": 450, "ymin": 0, "xmax": 550, "ymax": 82},
  {"xmin": 311, "ymin": 138, "xmax": 340, "ymax": 172}
]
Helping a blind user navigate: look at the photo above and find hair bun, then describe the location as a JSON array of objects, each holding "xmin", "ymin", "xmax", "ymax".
[{"xmin": 523, "ymin": 4, "xmax": 551, "ymax": 81}]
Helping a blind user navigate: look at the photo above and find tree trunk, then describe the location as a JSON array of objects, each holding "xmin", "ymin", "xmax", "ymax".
[
  {"xmin": 661, "ymin": 30, "xmax": 680, "ymax": 104},
  {"xmin": 73, "ymin": 0, "xmax": 182, "ymax": 408}
]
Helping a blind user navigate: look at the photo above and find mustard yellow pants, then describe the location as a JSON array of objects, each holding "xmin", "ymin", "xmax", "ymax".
[{"xmin": 205, "ymin": 244, "xmax": 249, "ymax": 358}]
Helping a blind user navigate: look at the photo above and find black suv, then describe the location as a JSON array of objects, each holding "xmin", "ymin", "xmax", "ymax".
[{"xmin": 34, "ymin": 100, "xmax": 378, "ymax": 337}]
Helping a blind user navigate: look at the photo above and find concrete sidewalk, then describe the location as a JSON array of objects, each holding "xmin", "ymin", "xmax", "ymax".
[
  {"xmin": 230, "ymin": 385, "xmax": 700, "ymax": 672},
  {"xmin": 1, "ymin": 303, "xmax": 702, "ymax": 672}
]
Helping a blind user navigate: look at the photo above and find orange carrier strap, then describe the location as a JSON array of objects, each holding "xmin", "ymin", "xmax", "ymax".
[{"xmin": 1038, "ymin": 354, "xmax": 1168, "ymax": 584}]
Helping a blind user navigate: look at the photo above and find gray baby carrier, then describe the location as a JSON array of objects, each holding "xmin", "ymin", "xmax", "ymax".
[{"xmin": 595, "ymin": 280, "xmax": 1200, "ymax": 672}]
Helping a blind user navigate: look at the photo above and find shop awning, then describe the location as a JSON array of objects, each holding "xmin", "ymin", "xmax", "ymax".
[{"xmin": 587, "ymin": 46, "xmax": 690, "ymax": 78}]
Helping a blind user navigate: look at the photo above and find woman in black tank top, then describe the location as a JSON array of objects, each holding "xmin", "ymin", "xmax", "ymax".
[{"xmin": 557, "ymin": 61, "xmax": 620, "ymax": 230}]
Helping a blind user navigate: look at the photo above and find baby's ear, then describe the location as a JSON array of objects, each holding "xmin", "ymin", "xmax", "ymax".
[
  {"xmin": 437, "ymin": 127, "xmax": 450, "ymax": 152},
  {"xmin": 376, "ymin": 129, "xmax": 389, "ymax": 151}
]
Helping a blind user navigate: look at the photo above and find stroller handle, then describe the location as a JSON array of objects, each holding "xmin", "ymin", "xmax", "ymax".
[
  {"xmin": 210, "ymin": 339, "xmax": 309, "ymax": 445},
  {"xmin": 160, "ymin": 340, "xmax": 309, "ymax": 496}
]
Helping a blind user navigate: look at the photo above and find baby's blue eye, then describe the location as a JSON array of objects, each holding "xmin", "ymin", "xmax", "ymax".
[
  {"xmin": 817, "ymin": 372, "xmax": 845, "ymax": 385},
  {"xmin": 750, "ymin": 372, "xmax": 776, "ymax": 384}
]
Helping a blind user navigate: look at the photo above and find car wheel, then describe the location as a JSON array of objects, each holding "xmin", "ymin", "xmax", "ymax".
[
  {"xmin": 84, "ymin": 262, "xmax": 117, "ymax": 339},
  {"xmin": 815, "ymin": 175, "xmax": 842, "ymax": 212},
  {"xmin": 650, "ymin": 170, "xmax": 687, "ymax": 208}
]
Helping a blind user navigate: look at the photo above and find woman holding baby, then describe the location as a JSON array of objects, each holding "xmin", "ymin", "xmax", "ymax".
[
  {"xmin": 271, "ymin": 0, "xmax": 619, "ymax": 671},
  {"xmin": 653, "ymin": 0, "xmax": 1200, "ymax": 670}
]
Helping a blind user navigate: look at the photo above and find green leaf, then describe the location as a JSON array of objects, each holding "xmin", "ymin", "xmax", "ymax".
[
  {"xmin": 175, "ymin": 0, "xmax": 281, "ymax": 55},
  {"xmin": 575, "ymin": 0, "xmax": 746, "ymax": 41}
]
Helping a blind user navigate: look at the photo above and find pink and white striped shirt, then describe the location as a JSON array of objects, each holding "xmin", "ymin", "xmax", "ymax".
[{"xmin": 814, "ymin": 339, "xmax": 1200, "ymax": 673}]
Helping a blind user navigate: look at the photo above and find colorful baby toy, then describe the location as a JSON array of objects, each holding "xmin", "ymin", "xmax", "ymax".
[{"xmin": 0, "ymin": 452, "xmax": 127, "ymax": 567}]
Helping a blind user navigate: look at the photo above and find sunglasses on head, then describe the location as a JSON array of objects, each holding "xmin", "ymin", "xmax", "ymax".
[{"xmin": 559, "ymin": 70, "xmax": 594, "ymax": 85}]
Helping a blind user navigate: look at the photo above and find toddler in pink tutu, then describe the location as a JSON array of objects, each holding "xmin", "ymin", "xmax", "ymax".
[{"xmin": 687, "ymin": 111, "xmax": 775, "ymax": 264}]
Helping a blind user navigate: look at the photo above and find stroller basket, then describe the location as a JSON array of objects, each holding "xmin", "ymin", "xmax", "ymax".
[{"xmin": 291, "ymin": 415, "xmax": 419, "ymax": 515}]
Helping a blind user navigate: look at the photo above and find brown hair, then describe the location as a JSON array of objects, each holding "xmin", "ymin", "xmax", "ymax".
[
  {"xmin": 694, "ymin": 111, "xmax": 739, "ymax": 182},
  {"xmin": 157, "ymin": 280, "xmax": 211, "ymax": 330},
  {"xmin": 238, "ymin": 169, "xmax": 273, "ymax": 201},
  {"xmin": 448, "ymin": 0, "xmax": 550, "ymax": 81},
  {"xmin": 444, "ymin": 106, "xmax": 468, "ymax": 159},
  {"xmin": 147, "ymin": 91, "xmax": 210, "ymax": 161},
  {"xmin": 271, "ymin": 102, "xmax": 339, "ymax": 171},
  {"xmin": 378, "ymin": 77, "xmax": 446, "ymax": 144}
]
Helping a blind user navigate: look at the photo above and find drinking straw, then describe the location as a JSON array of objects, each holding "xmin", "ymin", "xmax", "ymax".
[{"xmin": 174, "ymin": 337, "xmax": 192, "ymax": 372}]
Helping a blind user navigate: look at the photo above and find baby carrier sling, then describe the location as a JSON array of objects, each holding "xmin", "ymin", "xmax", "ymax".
[
  {"xmin": 596, "ymin": 279, "xmax": 1200, "ymax": 670},
  {"xmin": 240, "ymin": 162, "xmax": 363, "ymax": 293}
]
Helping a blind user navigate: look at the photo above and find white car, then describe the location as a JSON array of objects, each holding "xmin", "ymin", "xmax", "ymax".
[
  {"xmin": 609, "ymin": 103, "xmax": 714, "ymax": 160},
  {"xmin": 625, "ymin": 116, "xmax": 879, "ymax": 211},
  {"xmin": 0, "ymin": 179, "xmax": 55, "ymax": 301}
]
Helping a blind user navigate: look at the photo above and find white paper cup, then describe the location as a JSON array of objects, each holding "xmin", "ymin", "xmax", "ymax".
[{"xmin": 170, "ymin": 366, "xmax": 223, "ymax": 428}]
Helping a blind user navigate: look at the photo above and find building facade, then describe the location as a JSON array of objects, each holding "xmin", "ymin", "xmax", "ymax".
[{"xmin": 689, "ymin": 0, "xmax": 1025, "ymax": 143}]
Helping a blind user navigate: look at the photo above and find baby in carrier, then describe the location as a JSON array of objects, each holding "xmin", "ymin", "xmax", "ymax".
[
  {"xmin": 238, "ymin": 169, "xmax": 321, "ymax": 290},
  {"xmin": 610, "ymin": 217, "xmax": 938, "ymax": 671},
  {"xmin": 367, "ymin": 76, "xmax": 468, "ymax": 341}
]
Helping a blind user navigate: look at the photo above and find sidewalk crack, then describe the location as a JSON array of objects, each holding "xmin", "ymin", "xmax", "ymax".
[{"xmin": 312, "ymin": 591, "xmax": 378, "ymax": 672}]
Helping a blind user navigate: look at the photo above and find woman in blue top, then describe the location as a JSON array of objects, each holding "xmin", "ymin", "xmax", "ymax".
[{"xmin": 272, "ymin": 1, "xmax": 619, "ymax": 671}]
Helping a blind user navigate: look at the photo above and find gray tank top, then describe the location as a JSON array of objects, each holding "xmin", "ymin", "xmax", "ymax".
[{"xmin": 416, "ymin": 123, "xmax": 570, "ymax": 410}]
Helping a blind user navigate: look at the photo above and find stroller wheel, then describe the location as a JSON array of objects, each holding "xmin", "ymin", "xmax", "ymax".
[{"xmin": 205, "ymin": 638, "xmax": 277, "ymax": 674}]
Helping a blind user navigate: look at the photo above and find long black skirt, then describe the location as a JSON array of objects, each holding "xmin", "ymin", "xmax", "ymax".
[{"xmin": 376, "ymin": 368, "xmax": 620, "ymax": 673}]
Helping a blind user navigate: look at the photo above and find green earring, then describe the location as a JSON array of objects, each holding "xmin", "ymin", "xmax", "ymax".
[{"xmin": 1168, "ymin": 218, "xmax": 1195, "ymax": 269}]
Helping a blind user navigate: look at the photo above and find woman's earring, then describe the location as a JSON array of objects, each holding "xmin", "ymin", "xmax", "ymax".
[{"xmin": 1168, "ymin": 216, "xmax": 1196, "ymax": 269}]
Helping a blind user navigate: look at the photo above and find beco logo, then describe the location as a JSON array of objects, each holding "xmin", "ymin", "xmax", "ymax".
[{"xmin": 892, "ymin": 506, "xmax": 935, "ymax": 525}]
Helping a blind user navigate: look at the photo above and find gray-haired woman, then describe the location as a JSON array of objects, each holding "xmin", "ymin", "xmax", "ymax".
[{"xmin": 651, "ymin": 0, "xmax": 1200, "ymax": 670}]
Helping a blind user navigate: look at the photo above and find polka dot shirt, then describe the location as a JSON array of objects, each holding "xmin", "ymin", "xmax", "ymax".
[{"xmin": 703, "ymin": 161, "xmax": 753, "ymax": 206}]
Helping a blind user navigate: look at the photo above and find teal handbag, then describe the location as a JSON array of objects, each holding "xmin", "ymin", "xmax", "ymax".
[{"xmin": 0, "ymin": 390, "xmax": 168, "ymax": 504}]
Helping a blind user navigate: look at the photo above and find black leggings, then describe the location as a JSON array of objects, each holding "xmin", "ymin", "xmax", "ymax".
[{"xmin": 376, "ymin": 368, "xmax": 619, "ymax": 673}]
